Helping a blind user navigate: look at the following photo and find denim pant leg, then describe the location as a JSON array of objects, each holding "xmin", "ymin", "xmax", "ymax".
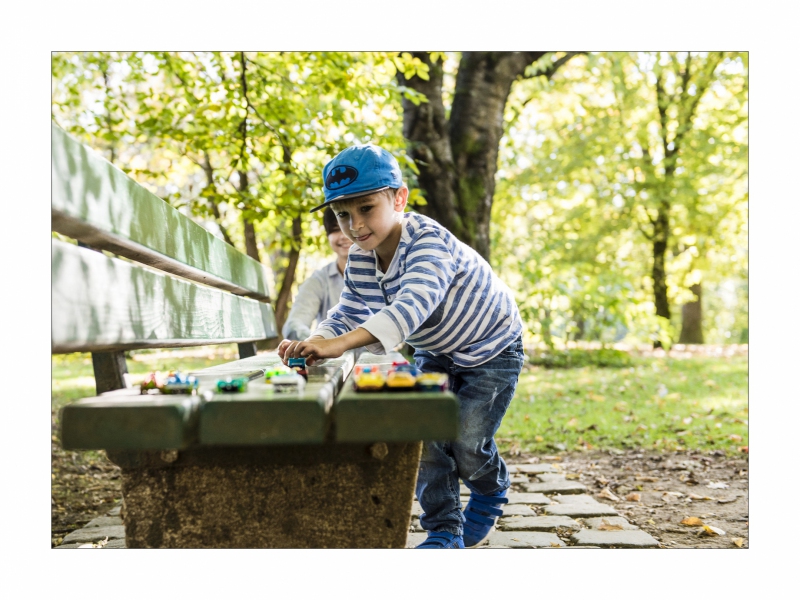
[{"xmin": 414, "ymin": 337, "xmax": 524, "ymax": 535}]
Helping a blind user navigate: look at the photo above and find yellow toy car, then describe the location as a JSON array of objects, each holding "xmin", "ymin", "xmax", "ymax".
[
  {"xmin": 416, "ymin": 372, "xmax": 449, "ymax": 392},
  {"xmin": 354, "ymin": 366, "xmax": 385, "ymax": 392},
  {"xmin": 386, "ymin": 364, "xmax": 419, "ymax": 390}
]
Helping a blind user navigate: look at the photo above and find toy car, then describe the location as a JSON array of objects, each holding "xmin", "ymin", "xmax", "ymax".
[
  {"xmin": 271, "ymin": 371, "xmax": 306, "ymax": 393},
  {"xmin": 387, "ymin": 368, "xmax": 417, "ymax": 389},
  {"xmin": 354, "ymin": 366, "xmax": 385, "ymax": 392},
  {"xmin": 287, "ymin": 357, "xmax": 306, "ymax": 368},
  {"xmin": 140, "ymin": 371, "xmax": 165, "ymax": 394},
  {"xmin": 416, "ymin": 372, "xmax": 449, "ymax": 392},
  {"xmin": 264, "ymin": 365, "xmax": 291, "ymax": 383},
  {"xmin": 161, "ymin": 371, "xmax": 199, "ymax": 394},
  {"xmin": 216, "ymin": 377, "xmax": 249, "ymax": 393}
]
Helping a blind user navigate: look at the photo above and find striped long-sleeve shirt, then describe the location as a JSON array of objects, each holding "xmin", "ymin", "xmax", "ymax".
[{"xmin": 312, "ymin": 212, "xmax": 523, "ymax": 367}]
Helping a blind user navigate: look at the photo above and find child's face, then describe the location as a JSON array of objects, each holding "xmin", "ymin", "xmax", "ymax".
[
  {"xmin": 327, "ymin": 227, "xmax": 352, "ymax": 260},
  {"xmin": 332, "ymin": 188, "xmax": 408, "ymax": 254}
]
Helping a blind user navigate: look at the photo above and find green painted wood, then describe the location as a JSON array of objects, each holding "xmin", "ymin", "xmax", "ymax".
[
  {"xmin": 51, "ymin": 122, "xmax": 274, "ymax": 301},
  {"xmin": 197, "ymin": 352, "xmax": 356, "ymax": 445},
  {"xmin": 52, "ymin": 239, "xmax": 277, "ymax": 353},
  {"xmin": 60, "ymin": 389, "xmax": 199, "ymax": 450},
  {"xmin": 333, "ymin": 353, "xmax": 459, "ymax": 443}
]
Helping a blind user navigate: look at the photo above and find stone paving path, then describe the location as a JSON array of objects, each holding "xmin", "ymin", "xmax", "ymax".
[
  {"xmin": 55, "ymin": 463, "xmax": 660, "ymax": 549},
  {"xmin": 405, "ymin": 463, "xmax": 659, "ymax": 548}
]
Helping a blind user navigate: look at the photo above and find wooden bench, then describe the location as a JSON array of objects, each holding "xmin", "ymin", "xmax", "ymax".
[{"xmin": 52, "ymin": 123, "xmax": 459, "ymax": 548}]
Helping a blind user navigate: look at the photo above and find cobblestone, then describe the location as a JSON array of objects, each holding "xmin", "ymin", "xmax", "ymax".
[
  {"xmin": 500, "ymin": 505, "xmax": 536, "ymax": 516},
  {"xmin": 61, "ymin": 525, "xmax": 126, "ymax": 545},
  {"xmin": 524, "ymin": 480, "xmax": 587, "ymax": 494},
  {"xmin": 544, "ymin": 503, "xmax": 619, "ymax": 517},
  {"xmin": 499, "ymin": 516, "xmax": 580, "ymax": 531},
  {"xmin": 487, "ymin": 531, "xmax": 566, "ymax": 548},
  {"xmin": 506, "ymin": 492, "xmax": 550, "ymax": 505},
  {"xmin": 571, "ymin": 529, "xmax": 659, "ymax": 548}
]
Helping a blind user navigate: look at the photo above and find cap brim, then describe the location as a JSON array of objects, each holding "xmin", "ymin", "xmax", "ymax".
[{"xmin": 309, "ymin": 186, "xmax": 391, "ymax": 213}]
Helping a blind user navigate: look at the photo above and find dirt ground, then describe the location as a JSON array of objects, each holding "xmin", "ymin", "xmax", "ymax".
[
  {"xmin": 51, "ymin": 438, "xmax": 747, "ymax": 548},
  {"xmin": 507, "ymin": 448, "xmax": 749, "ymax": 549}
]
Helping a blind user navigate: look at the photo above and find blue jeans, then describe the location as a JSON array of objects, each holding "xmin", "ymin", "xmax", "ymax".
[{"xmin": 413, "ymin": 336, "xmax": 524, "ymax": 535}]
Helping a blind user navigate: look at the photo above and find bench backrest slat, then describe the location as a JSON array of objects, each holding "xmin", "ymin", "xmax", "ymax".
[
  {"xmin": 51, "ymin": 122, "xmax": 273, "ymax": 302},
  {"xmin": 52, "ymin": 240, "xmax": 277, "ymax": 353}
]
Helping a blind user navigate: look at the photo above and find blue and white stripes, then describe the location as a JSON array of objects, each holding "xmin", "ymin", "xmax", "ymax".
[{"xmin": 313, "ymin": 212, "xmax": 523, "ymax": 367}]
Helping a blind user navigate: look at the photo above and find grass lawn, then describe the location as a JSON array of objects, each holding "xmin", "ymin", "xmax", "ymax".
[{"xmin": 497, "ymin": 355, "xmax": 748, "ymax": 456}]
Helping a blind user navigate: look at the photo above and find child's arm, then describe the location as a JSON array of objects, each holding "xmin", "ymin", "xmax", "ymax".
[{"xmin": 278, "ymin": 327, "xmax": 378, "ymax": 366}]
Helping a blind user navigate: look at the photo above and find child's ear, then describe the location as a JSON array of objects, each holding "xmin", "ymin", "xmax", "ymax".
[{"xmin": 394, "ymin": 187, "xmax": 409, "ymax": 212}]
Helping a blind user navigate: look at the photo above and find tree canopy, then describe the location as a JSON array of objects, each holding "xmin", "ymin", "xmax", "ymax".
[{"xmin": 52, "ymin": 51, "xmax": 748, "ymax": 347}]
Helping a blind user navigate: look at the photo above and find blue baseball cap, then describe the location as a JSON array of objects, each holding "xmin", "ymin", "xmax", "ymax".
[{"xmin": 310, "ymin": 144, "xmax": 403, "ymax": 213}]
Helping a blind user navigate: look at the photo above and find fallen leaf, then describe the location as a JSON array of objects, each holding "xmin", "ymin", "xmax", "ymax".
[
  {"xmin": 681, "ymin": 517, "xmax": 704, "ymax": 527},
  {"xmin": 565, "ymin": 473, "xmax": 581, "ymax": 480},
  {"xmin": 550, "ymin": 542, "xmax": 561, "ymax": 547},
  {"xmin": 613, "ymin": 401, "xmax": 628, "ymax": 412},
  {"xmin": 700, "ymin": 524, "xmax": 725, "ymax": 536},
  {"xmin": 596, "ymin": 476, "xmax": 609, "ymax": 486},
  {"xmin": 729, "ymin": 434, "xmax": 742, "ymax": 442},
  {"xmin": 636, "ymin": 475, "xmax": 658, "ymax": 482},
  {"xmin": 588, "ymin": 393, "xmax": 606, "ymax": 402},
  {"xmin": 688, "ymin": 493, "xmax": 713, "ymax": 501},
  {"xmin": 665, "ymin": 392, "xmax": 681, "ymax": 401},
  {"xmin": 566, "ymin": 417, "xmax": 579, "ymax": 427},
  {"xmin": 598, "ymin": 487, "xmax": 620, "ymax": 501},
  {"xmin": 717, "ymin": 496, "xmax": 738, "ymax": 504},
  {"xmin": 598, "ymin": 522, "xmax": 624, "ymax": 531},
  {"xmin": 625, "ymin": 492, "xmax": 641, "ymax": 502},
  {"xmin": 703, "ymin": 379, "xmax": 717, "ymax": 388},
  {"xmin": 738, "ymin": 446, "xmax": 749, "ymax": 454},
  {"xmin": 707, "ymin": 481, "xmax": 729, "ymax": 490},
  {"xmin": 535, "ymin": 435, "xmax": 544, "ymax": 442},
  {"xmin": 646, "ymin": 519, "xmax": 656, "ymax": 525},
  {"xmin": 732, "ymin": 537, "xmax": 744, "ymax": 548},
  {"xmin": 682, "ymin": 416, "xmax": 693, "ymax": 425}
]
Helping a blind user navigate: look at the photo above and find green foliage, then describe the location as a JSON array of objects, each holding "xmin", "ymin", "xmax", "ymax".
[
  {"xmin": 498, "ymin": 355, "xmax": 748, "ymax": 455},
  {"xmin": 493, "ymin": 52, "xmax": 748, "ymax": 346},
  {"xmin": 529, "ymin": 347, "xmax": 633, "ymax": 369}
]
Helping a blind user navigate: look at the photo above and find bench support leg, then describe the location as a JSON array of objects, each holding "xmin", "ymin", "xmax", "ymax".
[
  {"xmin": 91, "ymin": 351, "xmax": 128, "ymax": 395},
  {"xmin": 108, "ymin": 442, "xmax": 422, "ymax": 548},
  {"xmin": 237, "ymin": 342, "xmax": 258, "ymax": 359}
]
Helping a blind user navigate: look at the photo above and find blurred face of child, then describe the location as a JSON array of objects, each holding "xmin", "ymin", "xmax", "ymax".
[
  {"xmin": 327, "ymin": 225, "xmax": 352, "ymax": 260},
  {"xmin": 332, "ymin": 187, "xmax": 408, "ymax": 254}
]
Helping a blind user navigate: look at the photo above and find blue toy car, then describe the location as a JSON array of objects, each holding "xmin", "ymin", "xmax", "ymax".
[
  {"xmin": 162, "ymin": 371, "xmax": 199, "ymax": 394},
  {"xmin": 287, "ymin": 357, "xmax": 306, "ymax": 368}
]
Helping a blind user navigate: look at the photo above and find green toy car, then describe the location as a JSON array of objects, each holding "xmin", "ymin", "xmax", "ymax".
[{"xmin": 216, "ymin": 377, "xmax": 249, "ymax": 393}]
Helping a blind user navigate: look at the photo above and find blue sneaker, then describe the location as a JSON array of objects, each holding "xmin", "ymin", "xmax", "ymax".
[
  {"xmin": 415, "ymin": 531, "xmax": 465, "ymax": 549},
  {"xmin": 462, "ymin": 490, "xmax": 509, "ymax": 547}
]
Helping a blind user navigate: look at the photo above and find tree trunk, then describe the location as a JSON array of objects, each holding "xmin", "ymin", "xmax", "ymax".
[
  {"xmin": 652, "ymin": 203, "xmax": 671, "ymax": 324},
  {"xmin": 274, "ymin": 216, "xmax": 303, "ymax": 335},
  {"xmin": 678, "ymin": 283, "xmax": 704, "ymax": 344},
  {"xmin": 399, "ymin": 52, "xmax": 549, "ymax": 263}
]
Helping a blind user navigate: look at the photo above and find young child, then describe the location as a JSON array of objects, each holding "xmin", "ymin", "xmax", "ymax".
[
  {"xmin": 281, "ymin": 207, "xmax": 353, "ymax": 341},
  {"xmin": 278, "ymin": 144, "xmax": 525, "ymax": 548}
]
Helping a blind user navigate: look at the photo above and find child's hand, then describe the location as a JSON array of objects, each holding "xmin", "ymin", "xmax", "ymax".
[{"xmin": 278, "ymin": 336, "xmax": 343, "ymax": 366}]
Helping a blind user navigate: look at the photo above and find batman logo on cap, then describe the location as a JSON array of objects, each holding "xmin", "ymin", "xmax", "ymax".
[{"xmin": 325, "ymin": 165, "xmax": 358, "ymax": 190}]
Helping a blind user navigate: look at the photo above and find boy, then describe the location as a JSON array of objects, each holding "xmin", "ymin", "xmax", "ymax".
[{"xmin": 278, "ymin": 144, "xmax": 524, "ymax": 548}]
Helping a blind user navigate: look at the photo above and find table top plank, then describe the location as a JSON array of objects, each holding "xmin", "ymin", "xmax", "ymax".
[{"xmin": 333, "ymin": 352, "xmax": 459, "ymax": 443}]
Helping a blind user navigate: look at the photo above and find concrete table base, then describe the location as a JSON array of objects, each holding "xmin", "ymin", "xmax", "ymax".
[{"xmin": 108, "ymin": 441, "xmax": 422, "ymax": 549}]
